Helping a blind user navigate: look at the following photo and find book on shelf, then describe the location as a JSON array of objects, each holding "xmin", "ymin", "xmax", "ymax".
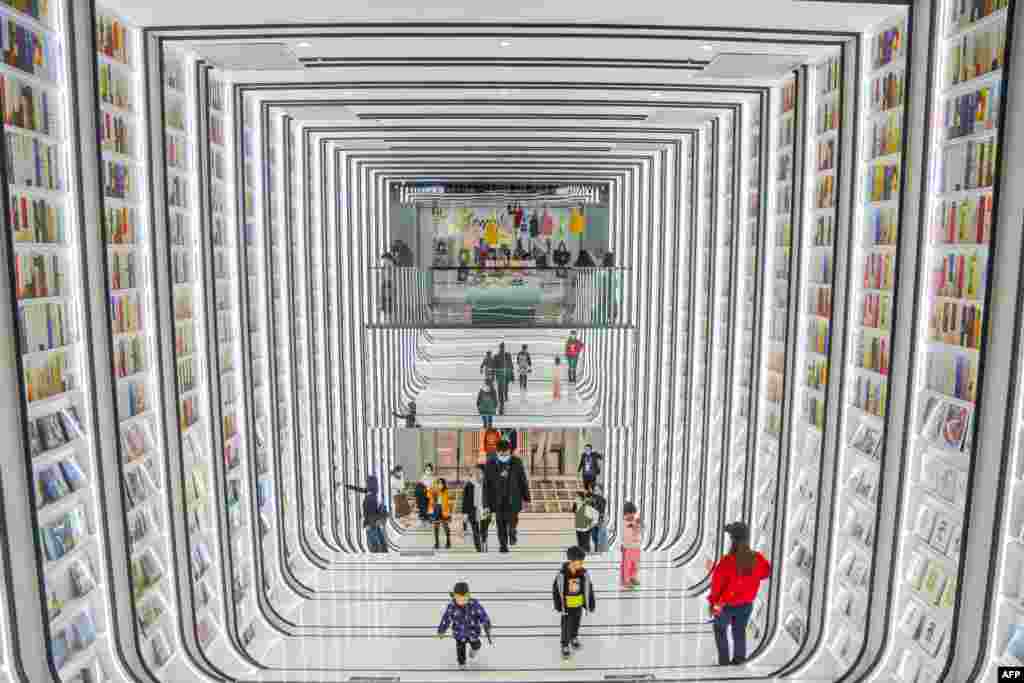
[
  {"xmin": 818, "ymin": 100, "xmax": 840, "ymax": 134},
  {"xmin": 36, "ymin": 462, "xmax": 68, "ymax": 505},
  {"xmin": 928, "ymin": 299, "xmax": 982, "ymax": 349},
  {"xmin": 935, "ymin": 193, "xmax": 991, "ymax": 245},
  {"xmin": 95, "ymin": 14, "xmax": 130, "ymax": 65},
  {"xmin": 100, "ymin": 110, "xmax": 132, "ymax": 155},
  {"xmin": 102, "ymin": 159, "xmax": 133, "ymax": 200},
  {"xmin": 98, "ymin": 63, "xmax": 132, "ymax": 110},
  {"xmin": 23, "ymin": 349, "xmax": 74, "ymax": 402},
  {"xmin": 917, "ymin": 615, "xmax": 947, "ymax": 657},
  {"xmin": 816, "ymin": 174, "xmax": 835, "ymax": 209},
  {"xmin": 872, "ymin": 23, "xmax": 904, "ymax": 69},
  {"xmin": 869, "ymin": 112, "xmax": 903, "ymax": 158},
  {"xmin": 938, "ymin": 135, "xmax": 997, "ymax": 192},
  {"xmin": 783, "ymin": 612, "xmax": 805, "ymax": 643},
  {"xmin": 130, "ymin": 549, "xmax": 164, "ymax": 596},
  {"xmin": 121, "ymin": 420, "xmax": 152, "ymax": 463},
  {"xmin": 0, "ymin": 15, "xmax": 56, "ymax": 80},
  {"xmin": 2, "ymin": 73, "xmax": 56, "ymax": 135},
  {"xmin": 128, "ymin": 505, "xmax": 157, "ymax": 544},
  {"xmin": 906, "ymin": 551, "xmax": 928, "ymax": 590},
  {"xmin": 870, "ymin": 71, "xmax": 904, "ymax": 113},
  {"xmin": 110, "ymin": 291, "xmax": 143, "ymax": 334},
  {"xmin": 898, "ymin": 600, "xmax": 925, "ymax": 638},
  {"xmin": 9, "ymin": 190, "xmax": 63, "ymax": 243},
  {"xmin": 782, "ymin": 80, "xmax": 797, "ymax": 113},
  {"xmin": 947, "ymin": 23, "xmax": 1006, "ymax": 86},
  {"xmin": 108, "ymin": 250, "xmax": 138, "ymax": 289},
  {"xmin": 151, "ymin": 628, "xmax": 174, "ymax": 667},
  {"xmin": 852, "ymin": 375, "xmax": 887, "ymax": 418},
  {"xmin": 948, "ymin": 0, "xmax": 1010, "ymax": 33},
  {"xmin": 124, "ymin": 465, "xmax": 155, "ymax": 509},
  {"xmin": 943, "ymin": 85, "xmax": 999, "ymax": 141},
  {"xmin": 5, "ymin": 130, "xmax": 62, "ymax": 190},
  {"xmin": 112, "ymin": 334, "xmax": 146, "ymax": 378},
  {"xmin": 818, "ymin": 56, "xmax": 841, "ymax": 94},
  {"xmin": 104, "ymin": 205, "xmax": 139, "ymax": 244},
  {"xmin": 137, "ymin": 597, "xmax": 165, "ymax": 638},
  {"xmin": 866, "ymin": 162, "xmax": 900, "ymax": 202},
  {"xmin": 39, "ymin": 505, "xmax": 87, "ymax": 562},
  {"xmin": 117, "ymin": 377, "xmax": 148, "ymax": 418},
  {"xmin": 924, "ymin": 352, "xmax": 978, "ymax": 403},
  {"xmin": 168, "ymin": 175, "xmax": 189, "ymax": 209},
  {"xmin": 165, "ymin": 99, "xmax": 185, "ymax": 131}
]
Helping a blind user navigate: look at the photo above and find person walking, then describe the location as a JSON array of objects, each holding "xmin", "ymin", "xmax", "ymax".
[
  {"xmin": 415, "ymin": 464, "xmax": 436, "ymax": 528},
  {"xmin": 392, "ymin": 400, "xmax": 419, "ymax": 428},
  {"xmin": 565, "ymin": 331, "xmax": 584, "ymax": 383},
  {"xmin": 572, "ymin": 491, "xmax": 598, "ymax": 553},
  {"xmin": 480, "ymin": 351, "xmax": 496, "ymax": 385},
  {"xmin": 462, "ymin": 466, "xmax": 488, "ymax": 552},
  {"xmin": 552, "ymin": 356, "xmax": 562, "ymax": 401},
  {"xmin": 477, "ymin": 380, "xmax": 498, "ymax": 428},
  {"xmin": 708, "ymin": 522, "xmax": 772, "ymax": 666},
  {"xmin": 589, "ymin": 484, "xmax": 608, "ymax": 553},
  {"xmin": 552, "ymin": 546, "xmax": 596, "ymax": 660},
  {"xmin": 495, "ymin": 343, "xmax": 514, "ymax": 414},
  {"xmin": 344, "ymin": 474, "xmax": 389, "ymax": 552},
  {"xmin": 437, "ymin": 582, "xmax": 493, "ymax": 669},
  {"xmin": 428, "ymin": 478, "xmax": 453, "ymax": 550},
  {"xmin": 516, "ymin": 344, "xmax": 532, "ymax": 393},
  {"xmin": 483, "ymin": 440, "xmax": 531, "ymax": 553},
  {"xmin": 577, "ymin": 444, "xmax": 603, "ymax": 493},
  {"xmin": 620, "ymin": 501, "xmax": 643, "ymax": 588}
]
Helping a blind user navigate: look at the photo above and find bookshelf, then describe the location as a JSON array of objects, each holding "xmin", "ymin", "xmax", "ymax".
[
  {"xmin": 286, "ymin": 119, "xmax": 307, "ymax": 570},
  {"xmin": 882, "ymin": 0, "xmax": 1011, "ymax": 677},
  {"xmin": 781, "ymin": 53, "xmax": 843, "ymax": 651},
  {"xmin": 96, "ymin": 11, "xmax": 188, "ymax": 676},
  {"xmin": 821, "ymin": 16, "xmax": 907, "ymax": 671},
  {"xmin": 2, "ymin": 1, "xmax": 111, "ymax": 678}
]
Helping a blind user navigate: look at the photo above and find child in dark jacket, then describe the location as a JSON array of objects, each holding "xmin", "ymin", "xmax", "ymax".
[
  {"xmin": 437, "ymin": 581, "xmax": 493, "ymax": 668},
  {"xmin": 552, "ymin": 546, "xmax": 596, "ymax": 659},
  {"xmin": 344, "ymin": 475, "xmax": 388, "ymax": 552}
]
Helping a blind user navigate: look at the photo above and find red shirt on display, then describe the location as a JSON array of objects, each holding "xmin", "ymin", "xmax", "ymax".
[{"xmin": 708, "ymin": 552, "xmax": 771, "ymax": 608}]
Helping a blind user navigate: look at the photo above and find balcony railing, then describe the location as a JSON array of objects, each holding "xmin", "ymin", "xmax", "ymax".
[{"xmin": 368, "ymin": 266, "xmax": 630, "ymax": 327}]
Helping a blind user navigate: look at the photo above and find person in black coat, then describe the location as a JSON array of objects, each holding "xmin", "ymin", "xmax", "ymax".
[
  {"xmin": 344, "ymin": 475, "xmax": 388, "ymax": 552},
  {"xmin": 483, "ymin": 440, "xmax": 531, "ymax": 553},
  {"xmin": 462, "ymin": 466, "xmax": 489, "ymax": 552},
  {"xmin": 495, "ymin": 343, "xmax": 514, "ymax": 414}
]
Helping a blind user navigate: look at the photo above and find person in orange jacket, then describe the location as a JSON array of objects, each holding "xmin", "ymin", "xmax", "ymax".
[
  {"xmin": 707, "ymin": 522, "xmax": 771, "ymax": 665},
  {"xmin": 428, "ymin": 478, "xmax": 452, "ymax": 550}
]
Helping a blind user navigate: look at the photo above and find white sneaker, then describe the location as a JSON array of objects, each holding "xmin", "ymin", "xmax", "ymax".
[{"xmin": 469, "ymin": 648, "xmax": 479, "ymax": 660}]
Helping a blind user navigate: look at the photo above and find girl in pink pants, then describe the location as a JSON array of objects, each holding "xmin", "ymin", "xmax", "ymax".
[{"xmin": 621, "ymin": 502, "xmax": 643, "ymax": 588}]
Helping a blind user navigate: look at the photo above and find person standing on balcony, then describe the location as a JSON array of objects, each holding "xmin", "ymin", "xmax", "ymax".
[
  {"xmin": 516, "ymin": 344, "xmax": 532, "ymax": 394},
  {"xmin": 577, "ymin": 444, "xmax": 602, "ymax": 493},
  {"xmin": 477, "ymin": 380, "xmax": 498, "ymax": 429},
  {"xmin": 495, "ymin": 343, "xmax": 514, "ymax": 414},
  {"xmin": 565, "ymin": 332, "xmax": 584, "ymax": 383}
]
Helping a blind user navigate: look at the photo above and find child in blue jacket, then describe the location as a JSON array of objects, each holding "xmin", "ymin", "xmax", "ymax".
[{"xmin": 437, "ymin": 581, "xmax": 493, "ymax": 668}]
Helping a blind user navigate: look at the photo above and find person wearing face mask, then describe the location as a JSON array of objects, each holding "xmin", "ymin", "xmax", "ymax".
[
  {"xmin": 462, "ymin": 465, "xmax": 489, "ymax": 552},
  {"xmin": 577, "ymin": 444, "xmax": 602, "ymax": 493},
  {"xmin": 483, "ymin": 440, "xmax": 531, "ymax": 553},
  {"xmin": 415, "ymin": 464, "xmax": 436, "ymax": 528}
]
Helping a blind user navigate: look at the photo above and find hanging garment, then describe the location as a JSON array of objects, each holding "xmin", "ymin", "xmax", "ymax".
[
  {"xmin": 569, "ymin": 208, "xmax": 585, "ymax": 235},
  {"xmin": 484, "ymin": 217, "xmax": 499, "ymax": 246},
  {"xmin": 542, "ymin": 210, "xmax": 555, "ymax": 236},
  {"xmin": 529, "ymin": 211, "xmax": 540, "ymax": 238}
]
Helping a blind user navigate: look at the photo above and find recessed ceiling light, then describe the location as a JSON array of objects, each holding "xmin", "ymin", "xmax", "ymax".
[
  {"xmin": 701, "ymin": 44, "xmax": 714, "ymax": 51},
  {"xmin": 499, "ymin": 40, "xmax": 512, "ymax": 48},
  {"xmin": 296, "ymin": 41, "xmax": 312, "ymax": 48},
  {"xmin": 497, "ymin": 89, "xmax": 512, "ymax": 96},
  {"xmin": 651, "ymin": 92, "xmax": 662, "ymax": 98}
]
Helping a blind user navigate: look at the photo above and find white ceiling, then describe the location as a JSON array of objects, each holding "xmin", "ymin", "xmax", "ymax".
[{"xmin": 105, "ymin": 0, "xmax": 905, "ymax": 33}]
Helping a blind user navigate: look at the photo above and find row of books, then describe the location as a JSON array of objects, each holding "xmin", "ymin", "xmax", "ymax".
[
  {"xmin": 943, "ymin": 85, "xmax": 999, "ymax": 140},
  {"xmin": 211, "ymin": 147, "xmax": 226, "ymax": 180},
  {"xmin": 863, "ymin": 252, "xmax": 895, "ymax": 291},
  {"xmin": 124, "ymin": 464, "xmax": 157, "ymax": 510},
  {"xmin": 871, "ymin": 70, "xmax": 905, "ymax": 114},
  {"xmin": 934, "ymin": 194, "xmax": 992, "ymax": 245},
  {"xmin": 163, "ymin": 57, "xmax": 185, "ymax": 92},
  {"xmin": 208, "ymin": 79, "xmax": 225, "ymax": 111},
  {"xmin": 177, "ymin": 357, "xmax": 196, "ymax": 391},
  {"xmin": 866, "ymin": 207, "xmax": 899, "ymax": 246},
  {"xmin": 921, "ymin": 451, "xmax": 969, "ymax": 506},
  {"xmin": 103, "ymin": 159, "xmax": 133, "ymax": 200},
  {"xmin": 777, "ymin": 185, "xmax": 793, "ymax": 214},
  {"xmin": 1, "ymin": 0, "xmax": 48, "ymax": 23},
  {"xmin": 96, "ymin": 15, "xmax": 130, "ymax": 65},
  {"xmin": 10, "ymin": 191, "xmax": 63, "ymax": 242},
  {"xmin": 171, "ymin": 250, "xmax": 192, "ymax": 284},
  {"xmin": 108, "ymin": 250, "xmax": 138, "ymax": 290},
  {"xmin": 947, "ymin": 23, "xmax": 1006, "ymax": 86},
  {"xmin": 854, "ymin": 332, "xmax": 890, "ymax": 375},
  {"xmin": 35, "ymin": 456, "xmax": 86, "ymax": 507},
  {"xmin": 769, "ymin": 309, "xmax": 786, "ymax": 342},
  {"xmin": 810, "ymin": 215, "xmax": 833, "ymax": 248},
  {"xmin": 817, "ymin": 139, "xmax": 835, "ymax": 171},
  {"xmin": 98, "ymin": 63, "xmax": 132, "ymax": 111},
  {"xmin": 848, "ymin": 464, "xmax": 879, "ymax": 504},
  {"xmin": 806, "ymin": 357, "xmax": 828, "ymax": 389},
  {"xmin": 175, "ymin": 320, "xmax": 195, "ymax": 355},
  {"xmin": 6, "ymin": 131, "xmax": 62, "ymax": 190},
  {"xmin": 925, "ymin": 352, "xmax": 978, "ymax": 403},
  {"xmin": 808, "ymin": 285, "xmax": 833, "ymax": 318},
  {"xmin": 19, "ymin": 300, "xmax": 73, "ymax": 351},
  {"xmin": 782, "ymin": 80, "xmax": 797, "ymax": 114},
  {"xmin": 937, "ymin": 136, "xmax": 997, "ymax": 192},
  {"xmin": 47, "ymin": 557, "xmax": 96, "ymax": 622},
  {"xmin": 51, "ymin": 609, "xmax": 99, "ymax": 671},
  {"xmin": 23, "ymin": 349, "xmax": 73, "ymax": 402},
  {"xmin": 866, "ymin": 163, "xmax": 901, "ymax": 202},
  {"xmin": 137, "ymin": 596, "xmax": 166, "ymax": 639},
  {"xmin": 2, "ymin": 73, "xmax": 56, "ymax": 135},
  {"xmin": 779, "ymin": 114, "xmax": 795, "ymax": 146},
  {"xmin": 39, "ymin": 504, "xmax": 87, "ymax": 563},
  {"xmin": 809, "ymin": 251, "xmax": 833, "ymax": 284},
  {"xmin": 947, "ymin": 0, "xmax": 1009, "ymax": 32},
  {"xmin": 872, "ymin": 23, "xmax": 905, "ymax": 69},
  {"xmin": 818, "ymin": 57, "xmax": 841, "ymax": 95},
  {"xmin": 104, "ymin": 205, "xmax": 139, "ymax": 244},
  {"xmin": 166, "ymin": 134, "xmax": 187, "ymax": 170},
  {"xmin": 174, "ymin": 290, "xmax": 193, "ymax": 320},
  {"xmin": 928, "ymin": 299, "xmax": 983, "ymax": 350},
  {"xmin": 14, "ymin": 251, "xmax": 64, "ymax": 299},
  {"xmin": 817, "ymin": 174, "xmax": 836, "ymax": 209},
  {"xmin": 841, "ymin": 503, "xmax": 875, "ymax": 547},
  {"xmin": 861, "ymin": 293, "xmax": 892, "ymax": 330},
  {"xmin": 118, "ymin": 378, "xmax": 148, "ymax": 418},
  {"xmin": 165, "ymin": 100, "xmax": 185, "ymax": 131},
  {"xmin": 852, "ymin": 375, "xmax": 887, "ymax": 418},
  {"xmin": 209, "ymin": 115, "xmax": 224, "ymax": 146},
  {"xmin": 110, "ymin": 292, "xmax": 142, "ymax": 334},
  {"xmin": 1, "ymin": 15, "xmax": 56, "ymax": 80},
  {"xmin": 930, "ymin": 250, "xmax": 984, "ymax": 300},
  {"xmin": 122, "ymin": 420, "xmax": 153, "ymax": 464},
  {"xmin": 26, "ymin": 405, "xmax": 84, "ymax": 456},
  {"xmin": 130, "ymin": 549, "xmax": 164, "ymax": 598},
  {"xmin": 168, "ymin": 175, "xmax": 189, "ymax": 209},
  {"xmin": 168, "ymin": 211, "xmax": 188, "ymax": 246},
  {"xmin": 766, "ymin": 374, "xmax": 783, "ymax": 403},
  {"xmin": 818, "ymin": 100, "xmax": 840, "ymax": 135},
  {"xmin": 179, "ymin": 395, "xmax": 199, "ymax": 431},
  {"xmin": 807, "ymin": 318, "xmax": 830, "ymax": 354},
  {"xmin": 112, "ymin": 334, "xmax": 145, "ymax": 378},
  {"xmin": 869, "ymin": 112, "xmax": 903, "ymax": 159}
]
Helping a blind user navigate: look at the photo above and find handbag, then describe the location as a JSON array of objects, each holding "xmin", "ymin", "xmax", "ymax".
[
  {"xmin": 553, "ymin": 241, "xmax": 572, "ymax": 266},
  {"xmin": 394, "ymin": 494, "xmax": 411, "ymax": 517}
]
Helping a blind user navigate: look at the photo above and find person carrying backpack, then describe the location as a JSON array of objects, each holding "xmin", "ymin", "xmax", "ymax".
[{"xmin": 565, "ymin": 331, "xmax": 584, "ymax": 383}]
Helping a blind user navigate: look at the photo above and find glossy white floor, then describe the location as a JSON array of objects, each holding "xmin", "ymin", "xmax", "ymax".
[
  {"xmin": 253, "ymin": 517, "xmax": 798, "ymax": 682},
  {"xmin": 412, "ymin": 330, "xmax": 600, "ymax": 429}
]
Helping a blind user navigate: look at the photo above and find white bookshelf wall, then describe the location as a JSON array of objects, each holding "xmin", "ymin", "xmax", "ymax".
[
  {"xmin": 882, "ymin": 0, "xmax": 1010, "ymax": 679},
  {"xmin": 825, "ymin": 16, "xmax": 907, "ymax": 671},
  {"xmin": 3, "ymin": 0, "xmax": 110, "ymax": 678}
]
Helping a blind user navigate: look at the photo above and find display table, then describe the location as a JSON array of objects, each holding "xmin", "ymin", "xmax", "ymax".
[{"xmin": 432, "ymin": 270, "xmax": 565, "ymax": 324}]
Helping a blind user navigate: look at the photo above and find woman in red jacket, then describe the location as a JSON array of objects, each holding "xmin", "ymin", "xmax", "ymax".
[{"xmin": 707, "ymin": 522, "xmax": 771, "ymax": 665}]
